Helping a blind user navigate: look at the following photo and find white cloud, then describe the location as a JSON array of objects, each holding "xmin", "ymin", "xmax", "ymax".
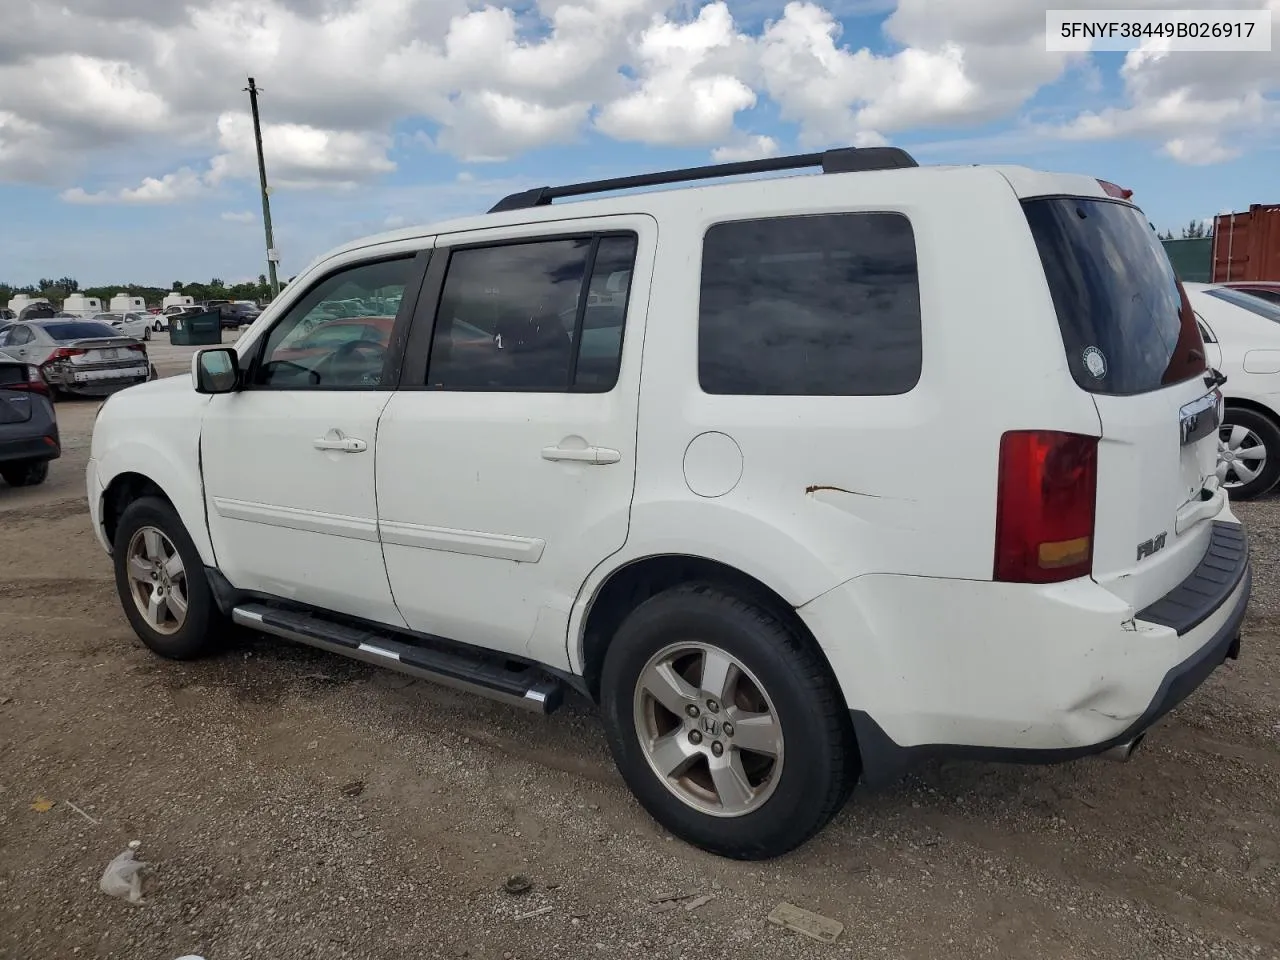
[
  {"xmin": 221, "ymin": 210, "xmax": 256, "ymax": 222},
  {"xmin": 711, "ymin": 135, "xmax": 781, "ymax": 162},
  {"xmin": 596, "ymin": 3, "xmax": 759, "ymax": 146},
  {"xmin": 1039, "ymin": 1, "xmax": 1279, "ymax": 164},
  {"xmin": 62, "ymin": 167, "xmax": 207, "ymax": 204}
]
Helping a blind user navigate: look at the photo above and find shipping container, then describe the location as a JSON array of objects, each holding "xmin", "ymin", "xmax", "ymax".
[
  {"xmin": 1162, "ymin": 238, "xmax": 1212, "ymax": 282},
  {"xmin": 1212, "ymin": 204, "xmax": 1280, "ymax": 282}
]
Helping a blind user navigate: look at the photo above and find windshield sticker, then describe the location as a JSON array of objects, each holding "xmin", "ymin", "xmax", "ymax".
[{"xmin": 1083, "ymin": 346, "xmax": 1107, "ymax": 379}]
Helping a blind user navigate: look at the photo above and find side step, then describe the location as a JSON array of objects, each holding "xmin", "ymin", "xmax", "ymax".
[{"xmin": 231, "ymin": 603, "xmax": 564, "ymax": 714}]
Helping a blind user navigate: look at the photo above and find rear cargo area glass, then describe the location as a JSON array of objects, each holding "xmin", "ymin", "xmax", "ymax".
[{"xmin": 1023, "ymin": 198, "xmax": 1206, "ymax": 396}]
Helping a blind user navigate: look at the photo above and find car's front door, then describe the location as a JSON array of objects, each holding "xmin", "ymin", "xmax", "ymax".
[
  {"xmin": 376, "ymin": 217, "xmax": 654, "ymax": 664},
  {"xmin": 200, "ymin": 249, "xmax": 426, "ymax": 626}
]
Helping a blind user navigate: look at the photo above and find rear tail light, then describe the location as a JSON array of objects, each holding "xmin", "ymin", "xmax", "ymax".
[
  {"xmin": 994, "ymin": 430, "xmax": 1098, "ymax": 583},
  {"xmin": 44, "ymin": 347, "xmax": 86, "ymax": 363},
  {"xmin": 3, "ymin": 365, "xmax": 51, "ymax": 396}
]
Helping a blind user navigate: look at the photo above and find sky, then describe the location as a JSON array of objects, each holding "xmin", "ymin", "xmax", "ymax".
[{"xmin": 0, "ymin": 0, "xmax": 1277, "ymax": 288}]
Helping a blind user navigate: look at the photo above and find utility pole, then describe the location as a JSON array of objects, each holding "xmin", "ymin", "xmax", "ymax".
[{"xmin": 245, "ymin": 77, "xmax": 280, "ymax": 299}]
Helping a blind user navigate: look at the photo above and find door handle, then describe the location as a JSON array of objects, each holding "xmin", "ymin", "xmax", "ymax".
[
  {"xmin": 541, "ymin": 445, "xmax": 621, "ymax": 465},
  {"xmin": 313, "ymin": 436, "xmax": 367, "ymax": 453}
]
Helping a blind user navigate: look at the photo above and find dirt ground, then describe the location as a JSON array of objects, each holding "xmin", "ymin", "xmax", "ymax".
[{"xmin": 2, "ymin": 369, "xmax": 1278, "ymax": 959}]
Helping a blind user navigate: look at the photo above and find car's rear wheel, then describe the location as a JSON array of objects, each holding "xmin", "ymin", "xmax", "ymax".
[
  {"xmin": 1218, "ymin": 407, "xmax": 1280, "ymax": 500},
  {"xmin": 143, "ymin": 327, "xmax": 151, "ymax": 341},
  {"xmin": 599, "ymin": 583, "xmax": 857, "ymax": 860},
  {"xmin": 0, "ymin": 459, "xmax": 49, "ymax": 487},
  {"xmin": 112, "ymin": 496, "xmax": 223, "ymax": 659}
]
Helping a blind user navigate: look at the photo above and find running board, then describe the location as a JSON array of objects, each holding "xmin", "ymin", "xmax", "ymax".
[{"xmin": 231, "ymin": 603, "xmax": 564, "ymax": 714}]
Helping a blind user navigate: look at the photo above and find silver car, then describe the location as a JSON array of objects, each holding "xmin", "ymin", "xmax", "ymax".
[{"xmin": 0, "ymin": 319, "xmax": 153, "ymax": 398}]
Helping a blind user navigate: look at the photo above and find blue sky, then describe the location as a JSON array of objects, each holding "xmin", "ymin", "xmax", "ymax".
[{"xmin": 0, "ymin": 0, "xmax": 1276, "ymax": 288}]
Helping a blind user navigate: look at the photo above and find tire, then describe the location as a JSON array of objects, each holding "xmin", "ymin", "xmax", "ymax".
[
  {"xmin": 112, "ymin": 495, "xmax": 223, "ymax": 660},
  {"xmin": 143, "ymin": 327, "xmax": 151, "ymax": 341},
  {"xmin": 0, "ymin": 459, "xmax": 49, "ymax": 487},
  {"xmin": 599, "ymin": 583, "xmax": 857, "ymax": 860},
  {"xmin": 1218, "ymin": 407, "xmax": 1280, "ymax": 501}
]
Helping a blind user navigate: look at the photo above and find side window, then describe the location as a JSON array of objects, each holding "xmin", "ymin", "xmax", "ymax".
[
  {"xmin": 252, "ymin": 257, "xmax": 414, "ymax": 389},
  {"xmin": 698, "ymin": 213, "xmax": 922, "ymax": 396},
  {"xmin": 426, "ymin": 233, "xmax": 638, "ymax": 392},
  {"xmin": 6, "ymin": 325, "xmax": 34, "ymax": 346},
  {"xmin": 1195, "ymin": 314, "xmax": 1217, "ymax": 344}
]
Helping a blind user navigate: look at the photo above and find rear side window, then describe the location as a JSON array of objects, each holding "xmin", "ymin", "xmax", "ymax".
[
  {"xmin": 1023, "ymin": 198, "xmax": 1206, "ymax": 395},
  {"xmin": 698, "ymin": 213, "xmax": 922, "ymax": 396}
]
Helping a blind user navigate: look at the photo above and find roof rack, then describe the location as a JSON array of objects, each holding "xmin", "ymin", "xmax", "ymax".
[{"xmin": 487, "ymin": 146, "xmax": 918, "ymax": 214}]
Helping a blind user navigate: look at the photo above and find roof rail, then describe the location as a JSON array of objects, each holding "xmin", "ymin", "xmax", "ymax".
[{"xmin": 487, "ymin": 146, "xmax": 918, "ymax": 214}]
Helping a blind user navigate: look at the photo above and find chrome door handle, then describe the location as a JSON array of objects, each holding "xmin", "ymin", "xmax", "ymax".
[
  {"xmin": 541, "ymin": 445, "xmax": 621, "ymax": 465},
  {"xmin": 313, "ymin": 436, "xmax": 367, "ymax": 453}
]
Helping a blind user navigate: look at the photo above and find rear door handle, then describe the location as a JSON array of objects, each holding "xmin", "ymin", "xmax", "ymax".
[
  {"xmin": 313, "ymin": 436, "xmax": 367, "ymax": 453},
  {"xmin": 541, "ymin": 445, "xmax": 621, "ymax": 465}
]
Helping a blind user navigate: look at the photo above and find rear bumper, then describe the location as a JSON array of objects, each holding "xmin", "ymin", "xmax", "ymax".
[
  {"xmin": 45, "ymin": 366, "xmax": 150, "ymax": 394},
  {"xmin": 0, "ymin": 431, "xmax": 60, "ymax": 464},
  {"xmin": 799, "ymin": 520, "xmax": 1251, "ymax": 786}
]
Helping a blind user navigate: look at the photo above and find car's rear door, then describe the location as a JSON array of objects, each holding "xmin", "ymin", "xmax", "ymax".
[{"xmin": 1022, "ymin": 196, "xmax": 1224, "ymax": 611}]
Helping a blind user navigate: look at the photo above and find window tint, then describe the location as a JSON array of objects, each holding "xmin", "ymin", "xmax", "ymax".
[
  {"xmin": 426, "ymin": 234, "xmax": 637, "ymax": 392},
  {"xmin": 4, "ymin": 325, "xmax": 34, "ymax": 346},
  {"xmin": 1023, "ymin": 198, "xmax": 1206, "ymax": 395},
  {"xmin": 698, "ymin": 213, "xmax": 922, "ymax": 396},
  {"xmin": 253, "ymin": 257, "xmax": 414, "ymax": 389}
]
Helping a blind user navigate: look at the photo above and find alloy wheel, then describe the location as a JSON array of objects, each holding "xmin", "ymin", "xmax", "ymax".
[
  {"xmin": 632, "ymin": 641, "xmax": 784, "ymax": 818},
  {"xmin": 125, "ymin": 526, "xmax": 189, "ymax": 635}
]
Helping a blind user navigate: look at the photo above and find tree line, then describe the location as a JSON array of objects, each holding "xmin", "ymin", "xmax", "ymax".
[
  {"xmin": 1158, "ymin": 220, "xmax": 1214, "ymax": 241},
  {"xmin": 1, "ymin": 276, "xmax": 285, "ymax": 309}
]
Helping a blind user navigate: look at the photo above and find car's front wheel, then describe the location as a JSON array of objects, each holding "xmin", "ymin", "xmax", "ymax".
[
  {"xmin": 599, "ymin": 584, "xmax": 857, "ymax": 860},
  {"xmin": 0, "ymin": 459, "xmax": 49, "ymax": 487},
  {"xmin": 112, "ymin": 496, "xmax": 224, "ymax": 659},
  {"xmin": 1218, "ymin": 407, "xmax": 1280, "ymax": 500}
]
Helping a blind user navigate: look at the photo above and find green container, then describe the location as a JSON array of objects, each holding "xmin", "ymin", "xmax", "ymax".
[
  {"xmin": 168, "ymin": 310, "xmax": 223, "ymax": 346},
  {"xmin": 1161, "ymin": 238, "xmax": 1212, "ymax": 284}
]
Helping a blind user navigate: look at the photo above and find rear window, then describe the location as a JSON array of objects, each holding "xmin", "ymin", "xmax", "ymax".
[
  {"xmin": 698, "ymin": 212, "xmax": 922, "ymax": 396},
  {"xmin": 1023, "ymin": 198, "xmax": 1206, "ymax": 396},
  {"xmin": 40, "ymin": 321, "xmax": 120, "ymax": 340},
  {"xmin": 1204, "ymin": 286, "xmax": 1280, "ymax": 322}
]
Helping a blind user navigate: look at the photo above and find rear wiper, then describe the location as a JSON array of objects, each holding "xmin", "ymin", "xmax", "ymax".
[{"xmin": 1204, "ymin": 367, "xmax": 1227, "ymax": 388}]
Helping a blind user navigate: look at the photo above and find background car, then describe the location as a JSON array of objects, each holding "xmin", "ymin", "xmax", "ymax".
[
  {"xmin": 94, "ymin": 312, "xmax": 153, "ymax": 341},
  {"xmin": 1185, "ymin": 282, "xmax": 1280, "ymax": 499},
  {"xmin": 0, "ymin": 319, "xmax": 151, "ymax": 398},
  {"xmin": 0, "ymin": 351, "xmax": 59, "ymax": 486},
  {"xmin": 217, "ymin": 302, "xmax": 261, "ymax": 329}
]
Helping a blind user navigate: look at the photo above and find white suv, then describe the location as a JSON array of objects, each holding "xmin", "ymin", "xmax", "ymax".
[{"xmin": 87, "ymin": 149, "xmax": 1251, "ymax": 859}]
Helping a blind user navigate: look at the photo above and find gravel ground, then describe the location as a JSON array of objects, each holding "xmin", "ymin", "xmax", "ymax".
[{"xmin": 1, "ymin": 388, "xmax": 1278, "ymax": 960}]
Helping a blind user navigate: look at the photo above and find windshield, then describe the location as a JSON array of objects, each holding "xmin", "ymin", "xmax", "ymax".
[
  {"xmin": 40, "ymin": 321, "xmax": 121, "ymax": 340},
  {"xmin": 1023, "ymin": 198, "xmax": 1206, "ymax": 396},
  {"xmin": 1204, "ymin": 287, "xmax": 1280, "ymax": 323}
]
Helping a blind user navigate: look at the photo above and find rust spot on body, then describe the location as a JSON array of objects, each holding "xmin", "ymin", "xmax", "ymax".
[{"xmin": 805, "ymin": 484, "xmax": 881, "ymax": 498}]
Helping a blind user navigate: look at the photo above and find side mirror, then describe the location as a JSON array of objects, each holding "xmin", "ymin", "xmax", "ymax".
[{"xmin": 193, "ymin": 347, "xmax": 240, "ymax": 394}]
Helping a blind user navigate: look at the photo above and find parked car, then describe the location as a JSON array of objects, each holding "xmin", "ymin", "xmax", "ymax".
[
  {"xmin": 1219, "ymin": 281, "xmax": 1280, "ymax": 307},
  {"xmin": 0, "ymin": 319, "xmax": 151, "ymax": 398},
  {"xmin": 1184, "ymin": 282, "xmax": 1280, "ymax": 499},
  {"xmin": 216, "ymin": 302, "xmax": 260, "ymax": 329},
  {"xmin": 94, "ymin": 312, "xmax": 153, "ymax": 341},
  {"xmin": 88, "ymin": 150, "xmax": 1248, "ymax": 859},
  {"xmin": 0, "ymin": 352, "xmax": 59, "ymax": 486}
]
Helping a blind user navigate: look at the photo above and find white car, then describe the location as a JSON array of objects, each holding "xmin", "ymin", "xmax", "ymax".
[
  {"xmin": 1185, "ymin": 282, "xmax": 1280, "ymax": 499},
  {"xmin": 94, "ymin": 312, "xmax": 153, "ymax": 341},
  {"xmin": 86, "ymin": 150, "xmax": 1250, "ymax": 859}
]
